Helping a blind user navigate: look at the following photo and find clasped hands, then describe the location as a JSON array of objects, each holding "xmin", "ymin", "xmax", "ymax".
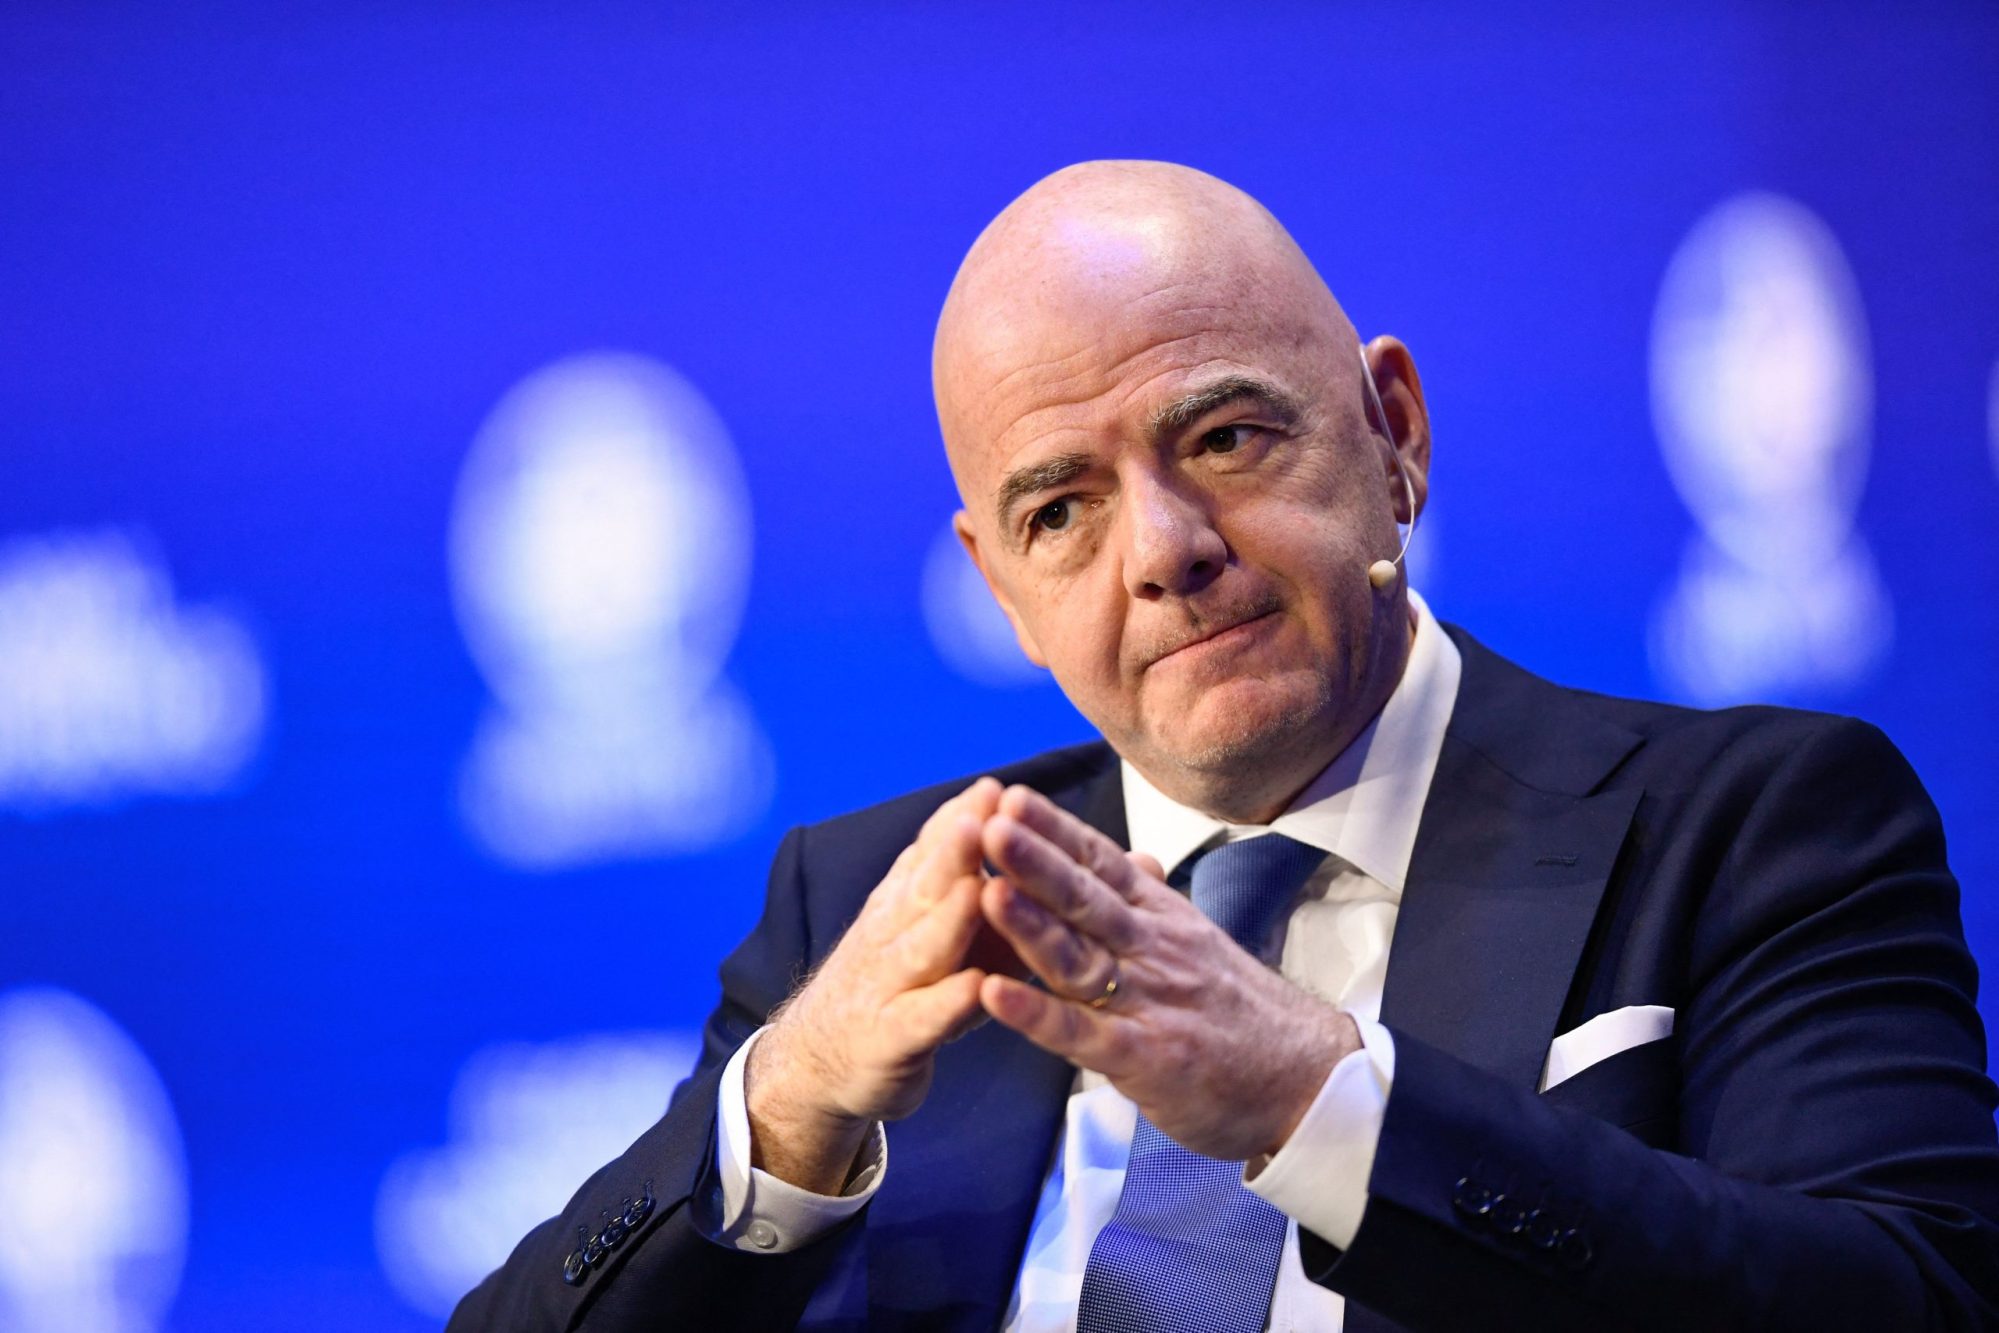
[{"xmin": 746, "ymin": 778, "xmax": 1360, "ymax": 1194}]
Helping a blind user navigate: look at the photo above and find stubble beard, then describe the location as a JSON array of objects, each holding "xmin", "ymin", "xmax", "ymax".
[{"xmin": 1130, "ymin": 668, "xmax": 1340, "ymax": 819}]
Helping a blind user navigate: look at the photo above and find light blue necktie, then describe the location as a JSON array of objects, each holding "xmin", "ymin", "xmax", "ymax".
[{"xmin": 1075, "ymin": 833, "xmax": 1328, "ymax": 1333}]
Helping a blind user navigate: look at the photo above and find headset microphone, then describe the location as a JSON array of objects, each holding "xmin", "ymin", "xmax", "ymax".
[{"xmin": 1358, "ymin": 342, "xmax": 1417, "ymax": 591}]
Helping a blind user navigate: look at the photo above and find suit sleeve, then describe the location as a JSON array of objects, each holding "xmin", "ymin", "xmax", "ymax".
[
  {"xmin": 447, "ymin": 824, "xmax": 858, "ymax": 1332},
  {"xmin": 1303, "ymin": 718, "xmax": 1999, "ymax": 1331}
]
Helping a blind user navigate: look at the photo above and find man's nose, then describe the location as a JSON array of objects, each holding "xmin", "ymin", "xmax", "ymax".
[{"xmin": 1119, "ymin": 473, "xmax": 1226, "ymax": 599}]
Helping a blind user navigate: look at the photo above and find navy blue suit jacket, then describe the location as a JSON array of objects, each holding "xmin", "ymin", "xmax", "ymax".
[{"xmin": 453, "ymin": 626, "xmax": 1999, "ymax": 1330}]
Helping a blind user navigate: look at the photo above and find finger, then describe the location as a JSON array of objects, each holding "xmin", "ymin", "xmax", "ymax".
[
  {"xmin": 847, "ymin": 840, "xmax": 926, "ymax": 953},
  {"xmin": 910, "ymin": 812, "xmax": 985, "ymax": 908},
  {"xmin": 982, "ymin": 812, "xmax": 1142, "ymax": 952},
  {"xmin": 883, "ymin": 967, "xmax": 988, "ymax": 1049},
  {"xmin": 979, "ymin": 973, "xmax": 1120, "ymax": 1071},
  {"xmin": 1000, "ymin": 785, "xmax": 1153, "ymax": 902},
  {"xmin": 1120, "ymin": 851, "xmax": 1176, "ymax": 908},
  {"xmin": 870, "ymin": 840, "xmax": 922, "ymax": 906},
  {"xmin": 890, "ymin": 873, "xmax": 985, "ymax": 984},
  {"xmin": 875, "ymin": 783, "xmax": 998, "ymax": 932},
  {"xmin": 980, "ymin": 877, "xmax": 1118, "ymax": 1000},
  {"xmin": 910, "ymin": 779, "xmax": 1004, "ymax": 901},
  {"xmin": 917, "ymin": 776, "xmax": 1004, "ymax": 859}
]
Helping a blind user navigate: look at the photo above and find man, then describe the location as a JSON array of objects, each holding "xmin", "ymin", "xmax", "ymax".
[{"xmin": 453, "ymin": 162, "xmax": 1999, "ymax": 1330}]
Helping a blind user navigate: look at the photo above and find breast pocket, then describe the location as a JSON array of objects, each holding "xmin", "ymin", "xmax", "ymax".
[{"xmin": 1538, "ymin": 1036, "xmax": 1678, "ymax": 1147}]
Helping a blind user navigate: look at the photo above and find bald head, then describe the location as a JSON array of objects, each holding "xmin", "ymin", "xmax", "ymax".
[{"xmin": 933, "ymin": 161, "xmax": 1355, "ymax": 503}]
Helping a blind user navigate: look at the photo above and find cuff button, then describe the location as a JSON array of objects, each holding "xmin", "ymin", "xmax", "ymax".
[
  {"xmin": 561, "ymin": 1250, "xmax": 588, "ymax": 1286},
  {"xmin": 1526, "ymin": 1210, "xmax": 1563, "ymax": 1251}
]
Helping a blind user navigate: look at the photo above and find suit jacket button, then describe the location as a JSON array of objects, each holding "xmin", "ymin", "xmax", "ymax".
[
  {"xmin": 1452, "ymin": 1177, "xmax": 1493, "ymax": 1223},
  {"xmin": 562, "ymin": 1250, "xmax": 589, "ymax": 1285},
  {"xmin": 582, "ymin": 1235, "xmax": 606, "ymax": 1265},
  {"xmin": 601, "ymin": 1217, "xmax": 627, "ymax": 1248},
  {"xmin": 1492, "ymin": 1196, "xmax": 1529, "ymax": 1238},
  {"xmin": 747, "ymin": 1220, "xmax": 779, "ymax": 1250},
  {"xmin": 1558, "ymin": 1228, "xmax": 1595, "ymax": 1270}
]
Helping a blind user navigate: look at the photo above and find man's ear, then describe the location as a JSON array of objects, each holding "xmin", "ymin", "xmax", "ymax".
[
  {"xmin": 954, "ymin": 510, "xmax": 1049, "ymax": 667},
  {"xmin": 1364, "ymin": 335, "xmax": 1432, "ymax": 523}
]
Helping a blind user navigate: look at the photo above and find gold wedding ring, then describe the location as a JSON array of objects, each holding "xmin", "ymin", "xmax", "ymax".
[{"xmin": 1087, "ymin": 965, "xmax": 1121, "ymax": 1010}]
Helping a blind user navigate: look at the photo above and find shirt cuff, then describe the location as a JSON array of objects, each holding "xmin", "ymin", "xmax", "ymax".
[
  {"xmin": 1242, "ymin": 1014, "xmax": 1395, "ymax": 1250},
  {"xmin": 698, "ymin": 1026, "xmax": 886, "ymax": 1254}
]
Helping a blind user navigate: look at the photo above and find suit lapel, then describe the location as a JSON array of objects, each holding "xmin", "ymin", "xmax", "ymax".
[
  {"xmin": 1378, "ymin": 628, "xmax": 1645, "ymax": 1092},
  {"xmin": 1378, "ymin": 761, "xmax": 1639, "ymax": 1090},
  {"xmin": 861, "ymin": 748, "xmax": 1125, "ymax": 1331}
]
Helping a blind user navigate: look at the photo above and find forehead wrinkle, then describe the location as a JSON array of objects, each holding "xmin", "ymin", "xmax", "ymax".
[
  {"xmin": 983, "ymin": 339, "xmax": 1095, "ymax": 401},
  {"xmin": 1087, "ymin": 332, "xmax": 1227, "ymax": 423},
  {"xmin": 985, "ymin": 333, "xmax": 1261, "ymax": 469},
  {"xmin": 976, "ymin": 363, "xmax": 1115, "ymax": 473},
  {"xmin": 1115, "ymin": 279, "xmax": 1225, "ymax": 316},
  {"xmin": 973, "ymin": 324, "xmax": 1196, "ymax": 457},
  {"xmin": 979, "ymin": 306, "xmax": 1219, "ymax": 414}
]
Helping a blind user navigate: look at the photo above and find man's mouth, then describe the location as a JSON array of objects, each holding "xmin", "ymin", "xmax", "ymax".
[{"xmin": 1140, "ymin": 601, "xmax": 1282, "ymax": 670}]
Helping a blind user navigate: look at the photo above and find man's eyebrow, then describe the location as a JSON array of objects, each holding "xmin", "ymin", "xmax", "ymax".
[
  {"xmin": 1148, "ymin": 375, "xmax": 1303, "ymax": 439},
  {"xmin": 993, "ymin": 451, "xmax": 1095, "ymax": 534}
]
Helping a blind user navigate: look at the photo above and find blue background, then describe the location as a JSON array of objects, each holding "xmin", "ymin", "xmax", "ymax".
[{"xmin": 4, "ymin": 3, "xmax": 1996, "ymax": 1327}]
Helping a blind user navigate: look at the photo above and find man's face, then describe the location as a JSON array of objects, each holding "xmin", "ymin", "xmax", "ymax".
[{"xmin": 950, "ymin": 289, "xmax": 1417, "ymax": 816}]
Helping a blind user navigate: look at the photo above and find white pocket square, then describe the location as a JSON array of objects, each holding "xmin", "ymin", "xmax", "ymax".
[{"xmin": 1539, "ymin": 1004, "xmax": 1675, "ymax": 1093}]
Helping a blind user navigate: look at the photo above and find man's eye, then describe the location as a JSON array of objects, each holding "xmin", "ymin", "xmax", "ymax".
[
  {"xmin": 1033, "ymin": 498, "xmax": 1075, "ymax": 532},
  {"xmin": 1201, "ymin": 425, "xmax": 1252, "ymax": 454}
]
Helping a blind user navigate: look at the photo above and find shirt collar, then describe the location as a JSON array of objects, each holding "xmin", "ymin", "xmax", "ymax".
[{"xmin": 1119, "ymin": 589, "xmax": 1462, "ymax": 896}]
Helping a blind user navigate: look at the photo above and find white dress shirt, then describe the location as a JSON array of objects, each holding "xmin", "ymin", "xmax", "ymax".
[{"xmin": 706, "ymin": 592, "xmax": 1463, "ymax": 1333}]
